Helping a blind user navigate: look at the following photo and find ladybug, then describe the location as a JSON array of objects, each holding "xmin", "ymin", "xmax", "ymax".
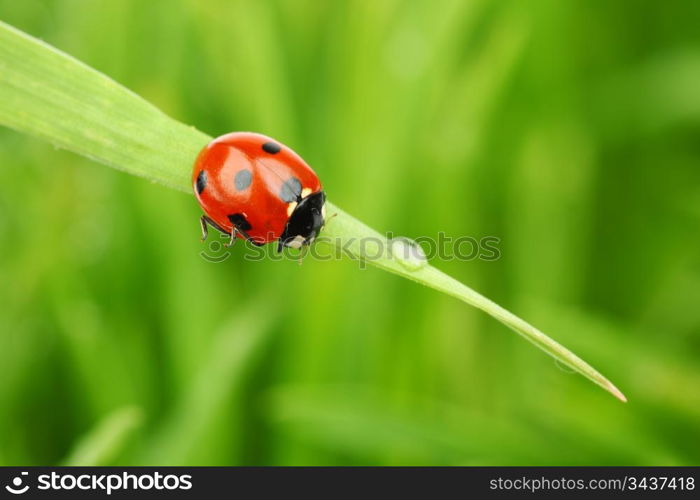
[{"xmin": 192, "ymin": 132, "xmax": 327, "ymax": 252}]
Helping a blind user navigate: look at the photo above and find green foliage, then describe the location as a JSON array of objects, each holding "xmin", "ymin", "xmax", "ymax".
[
  {"xmin": 0, "ymin": 18, "xmax": 624, "ymax": 402},
  {"xmin": 61, "ymin": 406, "xmax": 143, "ymax": 466},
  {"xmin": 0, "ymin": 0, "xmax": 698, "ymax": 465}
]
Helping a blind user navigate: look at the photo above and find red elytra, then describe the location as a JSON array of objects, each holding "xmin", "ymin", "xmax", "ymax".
[{"xmin": 192, "ymin": 132, "xmax": 326, "ymax": 251}]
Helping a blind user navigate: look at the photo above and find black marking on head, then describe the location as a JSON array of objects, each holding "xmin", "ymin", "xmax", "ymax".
[
  {"xmin": 262, "ymin": 141, "xmax": 281, "ymax": 154},
  {"xmin": 227, "ymin": 213, "xmax": 252, "ymax": 231},
  {"xmin": 234, "ymin": 169, "xmax": 252, "ymax": 191},
  {"xmin": 278, "ymin": 191, "xmax": 326, "ymax": 250},
  {"xmin": 196, "ymin": 170, "xmax": 207, "ymax": 194},
  {"xmin": 280, "ymin": 177, "xmax": 302, "ymax": 203}
]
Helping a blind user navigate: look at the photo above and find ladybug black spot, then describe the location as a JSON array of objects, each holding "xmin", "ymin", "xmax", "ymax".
[
  {"xmin": 196, "ymin": 170, "xmax": 207, "ymax": 194},
  {"xmin": 234, "ymin": 169, "xmax": 252, "ymax": 191},
  {"xmin": 262, "ymin": 141, "xmax": 281, "ymax": 154},
  {"xmin": 280, "ymin": 177, "xmax": 302, "ymax": 203},
  {"xmin": 228, "ymin": 213, "xmax": 252, "ymax": 231}
]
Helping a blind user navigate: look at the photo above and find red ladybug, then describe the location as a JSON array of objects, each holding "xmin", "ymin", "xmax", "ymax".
[{"xmin": 193, "ymin": 132, "xmax": 326, "ymax": 251}]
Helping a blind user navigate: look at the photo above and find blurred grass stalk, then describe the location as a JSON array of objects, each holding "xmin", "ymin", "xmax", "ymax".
[
  {"xmin": 0, "ymin": 20, "xmax": 625, "ymax": 401},
  {"xmin": 62, "ymin": 406, "xmax": 143, "ymax": 466},
  {"xmin": 137, "ymin": 303, "xmax": 276, "ymax": 464}
]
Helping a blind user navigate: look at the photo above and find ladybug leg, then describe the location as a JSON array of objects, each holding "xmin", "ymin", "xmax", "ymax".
[
  {"xmin": 200, "ymin": 216, "xmax": 209, "ymax": 241},
  {"xmin": 226, "ymin": 213, "xmax": 262, "ymax": 247},
  {"xmin": 297, "ymin": 245, "xmax": 309, "ymax": 266},
  {"xmin": 233, "ymin": 226, "xmax": 264, "ymax": 247},
  {"xmin": 224, "ymin": 228, "xmax": 238, "ymax": 247},
  {"xmin": 200, "ymin": 215, "xmax": 231, "ymax": 242}
]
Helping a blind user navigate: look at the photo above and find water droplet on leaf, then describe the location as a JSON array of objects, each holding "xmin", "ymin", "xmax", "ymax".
[{"xmin": 391, "ymin": 237, "xmax": 427, "ymax": 271}]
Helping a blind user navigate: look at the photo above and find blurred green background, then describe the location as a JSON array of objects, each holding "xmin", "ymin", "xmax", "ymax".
[{"xmin": 1, "ymin": 0, "xmax": 699, "ymax": 465}]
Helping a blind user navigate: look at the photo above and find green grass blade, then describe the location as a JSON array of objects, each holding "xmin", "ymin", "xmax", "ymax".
[
  {"xmin": 319, "ymin": 207, "xmax": 626, "ymax": 402},
  {"xmin": 0, "ymin": 20, "xmax": 625, "ymax": 401},
  {"xmin": 138, "ymin": 303, "xmax": 276, "ymax": 465},
  {"xmin": 0, "ymin": 20, "xmax": 206, "ymax": 191},
  {"xmin": 61, "ymin": 406, "xmax": 143, "ymax": 466}
]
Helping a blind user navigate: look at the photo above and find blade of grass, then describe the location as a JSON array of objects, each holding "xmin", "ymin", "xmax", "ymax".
[
  {"xmin": 138, "ymin": 301, "xmax": 276, "ymax": 465},
  {"xmin": 61, "ymin": 406, "xmax": 143, "ymax": 466},
  {"xmin": 0, "ymin": 21, "xmax": 205, "ymax": 190},
  {"xmin": 268, "ymin": 385, "xmax": 547, "ymax": 464},
  {"xmin": 317, "ymin": 209, "xmax": 626, "ymax": 402},
  {"xmin": 0, "ymin": 20, "xmax": 625, "ymax": 401}
]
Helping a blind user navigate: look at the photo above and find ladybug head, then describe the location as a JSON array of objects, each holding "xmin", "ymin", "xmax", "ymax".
[{"xmin": 278, "ymin": 191, "xmax": 326, "ymax": 251}]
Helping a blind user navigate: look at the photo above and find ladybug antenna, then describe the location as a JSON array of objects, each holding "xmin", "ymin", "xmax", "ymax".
[{"xmin": 323, "ymin": 212, "xmax": 338, "ymax": 227}]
